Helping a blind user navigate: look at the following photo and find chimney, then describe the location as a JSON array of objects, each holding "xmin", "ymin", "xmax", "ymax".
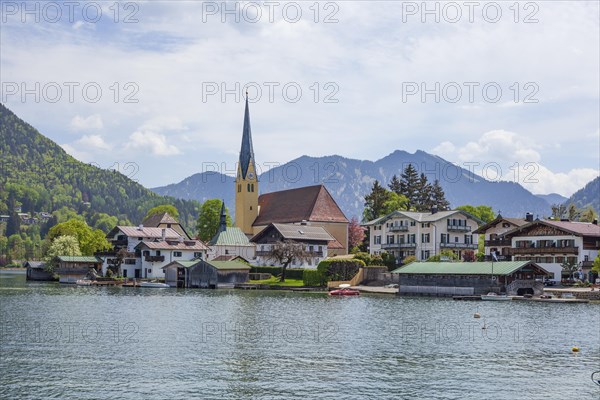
[
  {"xmin": 300, "ymin": 220, "xmax": 309, "ymax": 225},
  {"xmin": 137, "ymin": 224, "xmax": 143, "ymax": 231},
  {"xmin": 431, "ymin": 206, "xmax": 438, "ymax": 214},
  {"xmin": 593, "ymin": 219, "xmax": 598, "ymax": 225},
  {"xmin": 525, "ymin": 213, "xmax": 533, "ymax": 222},
  {"xmin": 161, "ymin": 228, "xmax": 166, "ymax": 241}
]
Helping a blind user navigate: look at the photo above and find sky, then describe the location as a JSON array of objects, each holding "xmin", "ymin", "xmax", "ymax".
[{"xmin": 1, "ymin": 0, "xmax": 599, "ymax": 197}]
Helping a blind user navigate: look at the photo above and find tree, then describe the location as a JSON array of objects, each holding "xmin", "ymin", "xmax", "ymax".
[
  {"xmin": 6, "ymin": 211, "xmax": 20, "ymax": 237},
  {"xmin": 196, "ymin": 199, "xmax": 232, "ymax": 242},
  {"xmin": 107, "ymin": 248, "xmax": 130, "ymax": 277},
  {"xmin": 381, "ymin": 192, "xmax": 409, "ymax": 215},
  {"xmin": 428, "ymin": 249, "xmax": 459, "ymax": 262},
  {"xmin": 92, "ymin": 213, "xmax": 118, "ymax": 233},
  {"xmin": 462, "ymin": 250, "xmax": 476, "ymax": 262},
  {"xmin": 561, "ymin": 260, "xmax": 578, "ymax": 281},
  {"xmin": 47, "ymin": 219, "xmax": 110, "ymax": 255},
  {"xmin": 579, "ymin": 207, "xmax": 598, "ymax": 223},
  {"xmin": 567, "ymin": 203, "xmax": 578, "ymax": 221},
  {"xmin": 551, "ymin": 203, "xmax": 567, "ymax": 219},
  {"xmin": 429, "ymin": 179, "xmax": 450, "ymax": 211},
  {"xmin": 363, "ymin": 180, "xmax": 392, "ymax": 221},
  {"xmin": 388, "ymin": 175, "xmax": 402, "ymax": 194},
  {"xmin": 415, "ymin": 173, "xmax": 432, "ymax": 212},
  {"xmin": 592, "ymin": 255, "xmax": 600, "ymax": 274},
  {"xmin": 144, "ymin": 204, "xmax": 179, "ymax": 221},
  {"xmin": 348, "ymin": 216, "xmax": 365, "ymax": 250},
  {"xmin": 44, "ymin": 235, "xmax": 81, "ymax": 273},
  {"xmin": 267, "ymin": 240, "xmax": 310, "ymax": 282},
  {"xmin": 456, "ymin": 205, "xmax": 495, "ymax": 223},
  {"xmin": 400, "ymin": 164, "xmax": 420, "ymax": 210}
]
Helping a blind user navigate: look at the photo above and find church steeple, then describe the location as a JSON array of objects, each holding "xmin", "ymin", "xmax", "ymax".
[
  {"xmin": 239, "ymin": 94, "xmax": 255, "ymax": 180},
  {"xmin": 235, "ymin": 94, "xmax": 259, "ymax": 235},
  {"xmin": 217, "ymin": 200, "xmax": 227, "ymax": 234}
]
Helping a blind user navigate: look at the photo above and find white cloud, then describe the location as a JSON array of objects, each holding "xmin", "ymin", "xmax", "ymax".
[
  {"xmin": 432, "ymin": 130, "xmax": 599, "ymax": 197},
  {"xmin": 77, "ymin": 134, "xmax": 111, "ymax": 151},
  {"xmin": 70, "ymin": 114, "xmax": 103, "ymax": 131},
  {"xmin": 126, "ymin": 118, "xmax": 184, "ymax": 156}
]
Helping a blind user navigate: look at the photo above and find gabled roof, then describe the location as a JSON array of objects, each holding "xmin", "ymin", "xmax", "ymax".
[
  {"xmin": 136, "ymin": 240, "xmax": 208, "ymax": 251},
  {"xmin": 141, "ymin": 212, "xmax": 179, "ymax": 227},
  {"xmin": 162, "ymin": 260, "xmax": 198, "ymax": 269},
  {"xmin": 473, "ymin": 215, "xmax": 528, "ymax": 234},
  {"xmin": 24, "ymin": 261, "xmax": 46, "ymax": 269},
  {"xmin": 502, "ymin": 219, "xmax": 600, "ymax": 238},
  {"xmin": 212, "ymin": 255, "xmax": 249, "ymax": 262},
  {"xmin": 239, "ymin": 96, "xmax": 255, "ymax": 180},
  {"xmin": 363, "ymin": 209, "xmax": 484, "ymax": 226},
  {"xmin": 56, "ymin": 256, "xmax": 101, "ymax": 263},
  {"xmin": 108, "ymin": 226, "xmax": 181, "ymax": 240},
  {"xmin": 391, "ymin": 261, "xmax": 549, "ymax": 276},
  {"xmin": 209, "ymin": 260, "xmax": 251, "ymax": 270},
  {"xmin": 209, "ymin": 227, "xmax": 252, "ymax": 246},
  {"xmin": 253, "ymin": 184, "xmax": 348, "ymax": 226},
  {"xmin": 251, "ymin": 223, "xmax": 335, "ymax": 243}
]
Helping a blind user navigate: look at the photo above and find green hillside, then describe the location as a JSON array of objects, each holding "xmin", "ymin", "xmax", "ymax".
[
  {"xmin": 0, "ymin": 103, "xmax": 200, "ymax": 230},
  {"xmin": 566, "ymin": 176, "xmax": 600, "ymax": 214}
]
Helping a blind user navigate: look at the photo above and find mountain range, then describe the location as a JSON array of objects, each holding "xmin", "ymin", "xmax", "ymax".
[
  {"xmin": 152, "ymin": 151, "xmax": 558, "ymax": 219},
  {"xmin": 565, "ymin": 176, "xmax": 600, "ymax": 212}
]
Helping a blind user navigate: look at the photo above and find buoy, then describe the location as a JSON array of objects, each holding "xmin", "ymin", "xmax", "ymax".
[
  {"xmin": 474, "ymin": 312, "xmax": 481, "ymax": 319},
  {"xmin": 572, "ymin": 347, "xmax": 580, "ymax": 352}
]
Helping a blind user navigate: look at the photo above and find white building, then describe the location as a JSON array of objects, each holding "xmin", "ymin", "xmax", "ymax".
[
  {"xmin": 363, "ymin": 209, "xmax": 483, "ymax": 263},
  {"xmin": 501, "ymin": 219, "xmax": 600, "ymax": 282},
  {"xmin": 136, "ymin": 239, "xmax": 208, "ymax": 279},
  {"xmin": 473, "ymin": 213, "xmax": 530, "ymax": 261}
]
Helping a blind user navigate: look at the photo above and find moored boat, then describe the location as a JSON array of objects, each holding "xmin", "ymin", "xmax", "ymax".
[
  {"xmin": 139, "ymin": 281, "xmax": 170, "ymax": 288},
  {"xmin": 329, "ymin": 284, "xmax": 360, "ymax": 296},
  {"xmin": 481, "ymin": 292, "xmax": 512, "ymax": 301},
  {"xmin": 75, "ymin": 279, "xmax": 93, "ymax": 286}
]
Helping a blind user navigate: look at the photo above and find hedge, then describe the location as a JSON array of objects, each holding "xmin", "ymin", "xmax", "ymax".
[
  {"xmin": 317, "ymin": 259, "xmax": 365, "ymax": 282},
  {"xmin": 302, "ymin": 270, "xmax": 324, "ymax": 286}
]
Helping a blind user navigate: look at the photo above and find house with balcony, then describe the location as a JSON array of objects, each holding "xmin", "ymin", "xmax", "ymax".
[
  {"xmin": 473, "ymin": 213, "xmax": 531, "ymax": 261},
  {"xmin": 135, "ymin": 239, "xmax": 209, "ymax": 279},
  {"xmin": 363, "ymin": 208, "xmax": 483, "ymax": 264},
  {"xmin": 250, "ymin": 222, "xmax": 333, "ymax": 269},
  {"xmin": 500, "ymin": 219, "xmax": 600, "ymax": 282}
]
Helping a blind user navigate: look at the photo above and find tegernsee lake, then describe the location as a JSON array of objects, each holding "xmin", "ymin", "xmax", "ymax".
[{"xmin": 1, "ymin": 271, "xmax": 599, "ymax": 400}]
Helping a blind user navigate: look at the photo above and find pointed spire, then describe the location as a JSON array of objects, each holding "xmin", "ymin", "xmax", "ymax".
[
  {"xmin": 218, "ymin": 200, "xmax": 227, "ymax": 234},
  {"xmin": 239, "ymin": 94, "xmax": 255, "ymax": 179}
]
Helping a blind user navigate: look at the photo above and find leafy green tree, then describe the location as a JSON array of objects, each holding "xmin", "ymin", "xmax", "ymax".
[
  {"xmin": 44, "ymin": 235, "xmax": 81, "ymax": 273},
  {"xmin": 196, "ymin": 200, "xmax": 232, "ymax": 242},
  {"xmin": 567, "ymin": 203, "xmax": 578, "ymax": 221},
  {"xmin": 363, "ymin": 180, "xmax": 392, "ymax": 221},
  {"xmin": 47, "ymin": 219, "xmax": 110, "ymax": 255},
  {"xmin": 592, "ymin": 255, "xmax": 600, "ymax": 274},
  {"xmin": 428, "ymin": 249, "xmax": 459, "ymax": 262},
  {"xmin": 92, "ymin": 213, "xmax": 118, "ymax": 233},
  {"xmin": 456, "ymin": 205, "xmax": 495, "ymax": 223},
  {"xmin": 144, "ymin": 205, "xmax": 180, "ymax": 221},
  {"xmin": 52, "ymin": 207, "xmax": 85, "ymax": 224},
  {"xmin": 6, "ymin": 211, "xmax": 21, "ymax": 237},
  {"xmin": 579, "ymin": 207, "xmax": 598, "ymax": 223},
  {"xmin": 402, "ymin": 255, "xmax": 416, "ymax": 265},
  {"xmin": 382, "ymin": 192, "xmax": 409, "ymax": 215}
]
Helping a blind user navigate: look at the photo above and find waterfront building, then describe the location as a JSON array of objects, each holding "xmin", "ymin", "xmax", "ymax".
[
  {"xmin": 250, "ymin": 222, "xmax": 333, "ymax": 268},
  {"xmin": 499, "ymin": 219, "xmax": 600, "ymax": 282},
  {"xmin": 391, "ymin": 260, "xmax": 550, "ymax": 296},
  {"xmin": 473, "ymin": 213, "xmax": 530, "ymax": 261},
  {"xmin": 24, "ymin": 261, "xmax": 53, "ymax": 281},
  {"xmin": 363, "ymin": 208, "xmax": 483, "ymax": 263},
  {"xmin": 208, "ymin": 201, "xmax": 256, "ymax": 261},
  {"xmin": 53, "ymin": 256, "xmax": 101, "ymax": 283},
  {"xmin": 162, "ymin": 259, "xmax": 250, "ymax": 288}
]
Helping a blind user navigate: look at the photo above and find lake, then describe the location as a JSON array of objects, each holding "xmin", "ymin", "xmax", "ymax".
[{"xmin": 1, "ymin": 271, "xmax": 599, "ymax": 399}]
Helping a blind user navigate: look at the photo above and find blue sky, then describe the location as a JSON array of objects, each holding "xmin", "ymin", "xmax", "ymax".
[{"xmin": 1, "ymin": 1, "xmax": 598, "ymax": 196}]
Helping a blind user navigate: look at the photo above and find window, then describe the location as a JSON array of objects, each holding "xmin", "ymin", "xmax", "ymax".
[
  {"xmin": 143, "ymin": 251, "xmax": 149, "ymax": 256},
  {"xmin": 387, "ymin": 235, "xmax": 395, "ymax": 244},
  {"xmin": 225, "ymin": 250, "xmax": 230, "ymax": 255},
  {"xmin": 410, "ymin": 221, "xmax": 416, "ymax": 226},
  {"xmin": 238, "ymin": 184, "xmax": 241, "ymax": 193},
  {"xmin": 123, "ymin": 269, "xmax": 128, "ymax": 278},
  {"xmin": 421, "ymin": 233, "xmax": 430, "ymax": 243},
  {"xmin": 465, "ymin": 235, "xmax": 473, "ymax": 244},
  {"xmin": 454, "ymin": 236, "xmax": 459, "ymax": 243},
  {"xmin": 441, "ymin": 234, "xmax": 447, "ymax": 244},
  {"xmin": 194, "ymin": 252, "xmax": 203, "ymax": 258},
  {"xmin": 173, "ymin": 251, "xmax": 182, "ymax": 257},
  {"xmin": 374, "ymin": 235, "xmax": 382, "ymax": 245}
]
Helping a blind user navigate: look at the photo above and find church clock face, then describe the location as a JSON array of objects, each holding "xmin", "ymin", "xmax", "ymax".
[{"xmin": 248, "ymin": 172, "xmax": 255, "ymax": 179}]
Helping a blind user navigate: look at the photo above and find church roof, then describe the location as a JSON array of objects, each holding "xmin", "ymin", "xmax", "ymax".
[
  {"xmin": 209, "ymin": 227, "xmax": 253, "ymax": 246},
  {"xmin": 239, "ymin": 96, "xmax": 255, "ymax": 179},
  {"xmin": 253, "ymin": 184, "xmax": 349, "ymax": 226}
]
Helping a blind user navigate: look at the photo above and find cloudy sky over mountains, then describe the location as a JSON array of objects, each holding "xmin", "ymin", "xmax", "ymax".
[{"xmin": 1, "ymin": 1, "xmax": 598, "ymax": 196}]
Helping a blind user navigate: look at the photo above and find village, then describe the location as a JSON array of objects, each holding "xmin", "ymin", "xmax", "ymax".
[{"xmin": 21, "ymin": 98, "xmax": 600, "ymax": 302}]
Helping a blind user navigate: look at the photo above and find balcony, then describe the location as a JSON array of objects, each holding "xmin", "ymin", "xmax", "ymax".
[
  {"xmin": 485, "ymin": 239, "xmax": 511, "ymax": 247},
  {"xmin": 257, "ymin": 250, "xmax": 324, "ymax": 257},
  {"xmin": 144, "ymin": 255, "xmax": 165, "ymax": 262},
  {"xmin": 112, "ymin": 239, "xmax": 128, "ymax": 246},
  {"xmin": 580, "ymin": 261, "xmax": 594, "ymax": 268},
  {"xmin": 509, "ymin": 246, "xmax": 578, "ymax": 255},
  {"xmin": 381, "ymin": 243, "xmax": 417, "ymax": 250},
  {"xmin": 389, "ymin": 225, "xmax": 409, "ymax": 232},
  {"xmin": 484, "ymin": 255, "xmax": 512, "ymax": 261},
  {"xmin": 440, "ymin": 242, "xmax": 478, "ymax": 250},
  {"xmin": 447, "ymin": 225, "xmax": 471, "ymax": 232}
]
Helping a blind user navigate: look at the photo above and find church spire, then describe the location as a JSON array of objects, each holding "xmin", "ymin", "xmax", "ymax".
[
  {"xmin": 218, "ymin": 200, "xmax": 227, "ymax": 234},
  {"xmin": 239, "ymin": 93, "xmax": 255, "ymax": 180}
]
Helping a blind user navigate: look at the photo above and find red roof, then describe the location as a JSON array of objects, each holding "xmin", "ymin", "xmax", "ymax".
[
  {"xmin": 328, "ymin": 239, "xmax": 345, "ymax": 249},
  {"xmin": 253, "ymin": 184, "xmax": 348, "ymax": 226},
  {"xmin": 543, "ymin": 220, "xmax": 600, "ymax": 237}
]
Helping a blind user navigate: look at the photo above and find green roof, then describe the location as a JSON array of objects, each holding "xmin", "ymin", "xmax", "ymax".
[
  {"xmin": 165, "ymin": 261, "xmax": 198, "ymax": 269},
  {"xmin": 208, "ymin": 260, "xmax": 251, "ymax": 270},
  {"xmin": 391, "ymin": 261, "xmax": 547, "ymax": 276},
  {"xmin": 56, "ymin": 256, "xmax": 100, "ymax": 263},
  {"xmin": 209, "ymin": 227, "xmax": 252, "ymax": 246}
]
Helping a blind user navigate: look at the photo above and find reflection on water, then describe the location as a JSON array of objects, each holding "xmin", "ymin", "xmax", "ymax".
[{"xmin": 1, "ymin": 271, "xmax": 599, "ymax": 399}]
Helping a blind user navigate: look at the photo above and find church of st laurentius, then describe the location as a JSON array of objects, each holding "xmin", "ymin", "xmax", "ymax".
[{"xmin": 234, "ymin": 97, "xmax": 349, "ymax": 255}]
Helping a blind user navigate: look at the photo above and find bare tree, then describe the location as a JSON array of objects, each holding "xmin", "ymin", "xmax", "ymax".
[
  {"xmin": 107, "ymin": 248, "xmax": 131, "ymax": 277},
  {"xmin": 267, "ymin": 240, "xmax": 310, "ymax": 282}
]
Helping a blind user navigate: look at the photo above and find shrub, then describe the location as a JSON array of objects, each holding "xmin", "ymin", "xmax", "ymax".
[
  {"xmin": 302, "ymin": 270, "xmax": 324, "ymax": 286},
  {"xmin": 317, "ymin": 259, "xmax": 365, "ymax": 282},
  {"xmin": 402, "ymin": 255, "xmax": 416, "ymax": 265},
  {"xmin": 249, "ymin": 266, "xmax": 305, "ymax": 280}
]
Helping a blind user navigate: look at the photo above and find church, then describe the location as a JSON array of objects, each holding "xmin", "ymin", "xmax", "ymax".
[{"xmin": 233, "ymin": 96, "xmax": 349, "ymax": 255}]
